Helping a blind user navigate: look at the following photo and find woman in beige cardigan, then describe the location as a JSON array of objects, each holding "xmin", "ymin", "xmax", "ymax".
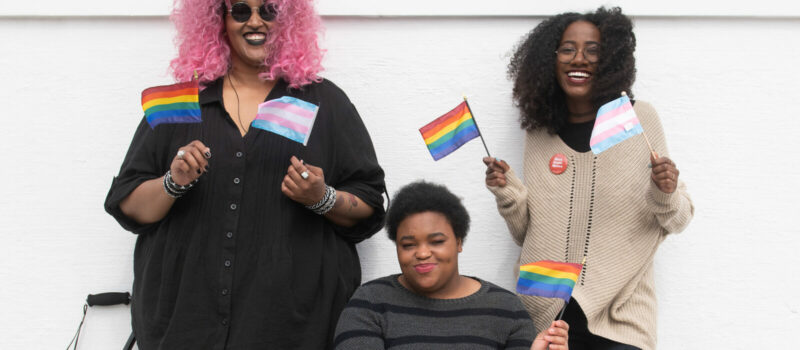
[{"xmin": 483, "ymin": 7, "xmax": 694, "ymax": 350}]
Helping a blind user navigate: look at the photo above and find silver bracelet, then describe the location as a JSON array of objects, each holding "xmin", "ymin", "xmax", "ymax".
[
  {"xmin": 305, "ymin": 185, "xmax": 336, "ymax": 215},
  {"xmin": 163, "ymin": 170, "xmax": 197, "ymax": 198},
  {"xmin": 314, "ymin": 187, "xmax": 337, "ymax": 215}
]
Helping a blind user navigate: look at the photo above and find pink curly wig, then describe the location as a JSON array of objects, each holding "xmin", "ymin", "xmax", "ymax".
[{"xmin": 169, "ymin": 0, "xmax": 324, "ymax": 89}]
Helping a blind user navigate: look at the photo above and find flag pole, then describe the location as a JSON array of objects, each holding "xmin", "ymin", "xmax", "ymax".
[
  {"xmin": 463, "ymin": 96, "xmax": 491, "ymax": 158},
  {"xmin": 642, "ymin": 130, "xmax": 657, "ymax": 159},
  {"xmin": 546, "ymin": 257, "xmax": 585, "ymax": 350},
  {"xmin": 555, "ymin": 257, "xmax": 586, "ymax": 321},
  {"xmin": 621, "ymin": 91, "xmax": 657, "ymax": 158}
]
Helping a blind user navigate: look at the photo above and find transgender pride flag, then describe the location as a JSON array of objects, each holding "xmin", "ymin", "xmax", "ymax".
[
  {"xmin": 252, "ymin": 96, "xmax": 320, "ymax": 146},
  {"xmin": 589, "ymin": 94, "xmax": 643, "ymax": 154}
]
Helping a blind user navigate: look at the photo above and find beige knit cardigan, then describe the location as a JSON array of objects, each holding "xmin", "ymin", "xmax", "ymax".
[{"xmin": 488, "ymin": 101, "xmax": 694, "ymax": 350}]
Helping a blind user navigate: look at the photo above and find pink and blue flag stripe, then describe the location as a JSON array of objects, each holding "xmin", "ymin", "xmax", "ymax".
[
  {"xmin": 589, "ymin": 95, "xmax": 643, "ymax": 154},
  {"xmin": 251, "ymin": 96, "xmax": 319, "ymax": 146}
]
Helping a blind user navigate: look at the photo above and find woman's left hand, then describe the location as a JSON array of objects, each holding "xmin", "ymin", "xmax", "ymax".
[
  {"xmin": 281, "ymin": 156, "xmax": 327, "ymax": 206},
  {"xmin": 531, "ymin": 320, "xmax": 569, "ymax": 350},
  {"xmin": 651, "ymin": 152, "xmax": 679, "ymax": 194}
]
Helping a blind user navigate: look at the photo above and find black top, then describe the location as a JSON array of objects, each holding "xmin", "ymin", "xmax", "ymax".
[
  {"xmin": 557, "ymin": 119, "xmax": 594, "ymax": 153},
  {"xmin": 105, "ymin": 78, "xmax": 386, "ymax": 350},
  {"xmin": 559, "ymin": 101, "xmax": 636, "ymax": 152}
]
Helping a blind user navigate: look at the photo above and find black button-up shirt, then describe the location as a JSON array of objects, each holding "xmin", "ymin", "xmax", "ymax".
[{"xmin": 105, "ymin": 78, "xmax": 385, "ymax": 349}]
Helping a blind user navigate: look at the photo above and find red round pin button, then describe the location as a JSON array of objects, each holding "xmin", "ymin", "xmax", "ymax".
[{"xmin": 549, "ymin": 153, "xmax": 568, "ymax": 174}]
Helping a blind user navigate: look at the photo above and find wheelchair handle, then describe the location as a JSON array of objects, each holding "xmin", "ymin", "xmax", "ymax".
[{"xmin": 86, "ymin": 292, "xmax": 130, "ymax": 306}]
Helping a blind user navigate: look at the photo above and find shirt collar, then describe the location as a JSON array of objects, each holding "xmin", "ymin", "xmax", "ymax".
[
  {"xmin": 199, "ymin": 77, "xmax": 290, "ymax": 105},
  {"xmin": 199, "ymin": 78, "xmax": 223, "ymax": 105}
]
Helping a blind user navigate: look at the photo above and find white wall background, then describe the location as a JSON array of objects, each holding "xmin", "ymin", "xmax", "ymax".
[{"xmin": 1, "ymin": 1, "xmax": 798, "ymax": 349}]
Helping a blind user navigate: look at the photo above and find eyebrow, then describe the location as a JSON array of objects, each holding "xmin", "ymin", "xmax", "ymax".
[
  {"xmin": 398, "ymin": 232, "xmax": 446, "ymax": 241},
  {"xmin": 561, "ymin": 40, "xmax": 601, "ymax": 45}
]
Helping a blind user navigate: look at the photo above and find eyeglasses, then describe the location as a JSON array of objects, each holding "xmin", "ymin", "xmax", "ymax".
[
  {"xmin": 228, "ymin": 2, "xmax": 278, "ymax": 23},
  {"xmin": 555, "ymin": 45, "xmax": 600, "ymax": 64}
]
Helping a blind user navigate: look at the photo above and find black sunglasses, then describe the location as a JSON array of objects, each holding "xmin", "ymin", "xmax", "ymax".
[{"xmin": 228, "ymin": 2, "xmax": 278, "ymax": 23}]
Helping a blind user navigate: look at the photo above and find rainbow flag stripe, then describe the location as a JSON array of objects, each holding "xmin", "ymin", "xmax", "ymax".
[
  {"xmin": 141, "ymin": 81, "xmax": 201, "ymax": 129},
  {"xmin": 420, "ymin": 101, "xmax": 479, "ymax": 161},
  {"xmin": 517, "ymin": 260, "xmax": 583, "ymax": 302},
  {"xmin": 251, "ymin": 96, "xmax": 319, "ymax": 146},
  {"xmin": 589, "ymin": 94, "xmax": 643, "ymax": 154}
]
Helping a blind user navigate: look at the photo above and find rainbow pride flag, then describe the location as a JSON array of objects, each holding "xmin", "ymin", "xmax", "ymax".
[
  {"xmin": 517, "ymin": 260, "xmax": 583, "ymax": 302},
  {"xmin": 251, "ymin": 96, "xmax": 319, "ymax": 146},
  {"xmin": 589, "ymin": 94, "xmax": 643, "ymax": 154},
  {"xmin": 141, "ymin": 81, "xmax": 201, "ymax": 129},
  {"xmin": 420, "ymin": 101, "xmax": 480, "ymax": 161}
]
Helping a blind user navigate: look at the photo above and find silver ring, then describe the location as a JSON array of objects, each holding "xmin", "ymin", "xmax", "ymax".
[
  {"xmin": 301, "ymin": 171, "xmax": 309, "ymax": 179},
  {"xmin": 177, "ymin": 150, "xmax": 185, "ymax": 160}
]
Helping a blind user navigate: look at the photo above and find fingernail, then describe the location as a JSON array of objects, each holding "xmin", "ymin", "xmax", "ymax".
[
  {"xmin": 301, "ymin": 159, "xmax": 305, "ymax": 164},
  {"xmin": 196, "ymin": 169, "xmax": 202, "ymax": 175},
  {"xmin": 647, "ymin": 164, "xmax": 653, "ymax": 168},
  {"xmin": 205, "ymin": 151, "xmax": 211, "ymax": 158},
  {"xmin": 204, "ymin": 166, "xmax": 209, "ymax": 172}
]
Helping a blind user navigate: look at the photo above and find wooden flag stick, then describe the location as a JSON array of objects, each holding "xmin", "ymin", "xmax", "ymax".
[
  {"xmin": 621, "ymin": 91, "xmax": 657, "ymax": 158},
  {"xmin": 641, "ymin": 130, "xmax": 658, "ymax": 159},
  {"xmin": 463, "ymin": 96, "xmax": 492, "ymax": 158}
]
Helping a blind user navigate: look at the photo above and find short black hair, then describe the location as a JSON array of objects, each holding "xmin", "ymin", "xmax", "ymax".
[
  {"xmin": 385, "ymin": 181, "xmax": 470, "ymax": 242},
  {"xmin": 508, "ymin": 7, "xmax": 636, "ymax": 134}
]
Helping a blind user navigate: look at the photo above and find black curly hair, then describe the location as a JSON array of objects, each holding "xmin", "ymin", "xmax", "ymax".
[
  {"xmin": 508, "ymin": 7, "xmax": 636, "ymax": 133},
  {"xmin": 385, "ymin": 181, "xmax": 470, "ymax": 242}
]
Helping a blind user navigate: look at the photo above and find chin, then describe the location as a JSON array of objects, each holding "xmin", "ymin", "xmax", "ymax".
[{"xmin": 409, "ymin": 277, "xmax": 439, "ymax": 293}]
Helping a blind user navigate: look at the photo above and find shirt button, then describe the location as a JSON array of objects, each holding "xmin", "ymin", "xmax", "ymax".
[
  {"xmin": 222, "ymin": 288, "xmax": 229, "ymax": 296},
  {"xmin": 226, "ymin": 231, "xmax": 233, "ymax": 239},
  {"xmin": 235, "ymin": 151, "xmax": 243, "ymax": 158},
  {"xmin": 221, "ymin": 318, "xmax": 228, "ymax": 326},
  {"xmin": 224, "ymin": 260, "xmax": 232, "ymax": 267},
  {"xmin": 230, "ymin": 203, "xmax": 237, "ymax": 210},
  {"xmin": 233, "ymin": 177, "xmax": 240, "ymax": 184}
]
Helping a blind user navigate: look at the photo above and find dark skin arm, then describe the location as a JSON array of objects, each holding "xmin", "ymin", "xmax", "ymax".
[
  {"xmin": 281, "ymin": 156, "xmax": 374, "ymax": 227},
  {"xmin": 119, "ymin": 140, "xmax": 210, "ymax": 224}
]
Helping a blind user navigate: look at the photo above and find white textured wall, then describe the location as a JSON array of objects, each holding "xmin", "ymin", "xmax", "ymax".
[{"xmin": 1, "ymin": 2, "xmax": 798, "ymax": 349}]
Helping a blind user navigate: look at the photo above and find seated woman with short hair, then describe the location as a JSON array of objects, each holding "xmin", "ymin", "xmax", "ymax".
[{"xmin": 334, "ymin": 181, "xmax": 568, "ymax": 350}]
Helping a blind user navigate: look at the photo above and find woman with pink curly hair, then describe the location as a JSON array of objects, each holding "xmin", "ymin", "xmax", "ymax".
[{"xmin": 104, "ymin": 0, "xmax": 386, "ymax": 348}]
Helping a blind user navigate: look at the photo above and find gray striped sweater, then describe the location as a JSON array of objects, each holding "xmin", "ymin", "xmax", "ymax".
[{"xmin": 334, "ymin": 275, "xmax": 536, "ymax": 349}]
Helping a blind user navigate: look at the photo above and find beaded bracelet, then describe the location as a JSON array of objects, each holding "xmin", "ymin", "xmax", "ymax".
[
  {"xmin": 163, "ymin": 170, "xmax": 197, "ymax": 198},
  {"xmin": 305, "ymin": 185, "xmax": 337, "ymax": 215}
]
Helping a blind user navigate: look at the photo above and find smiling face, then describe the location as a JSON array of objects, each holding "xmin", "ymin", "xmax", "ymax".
[
  {"xmin": 396, "ymin": 211, "xmax": 463, "ymax": 299},
  {"xmin": 555, "ymin": 20, "xmax": 601, "ymax": 110},
  {"xmin": 225, "ymin": 0, "xmax": 276, "ymax": 69}
]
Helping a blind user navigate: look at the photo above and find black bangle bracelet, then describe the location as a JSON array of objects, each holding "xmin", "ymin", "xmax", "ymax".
[{"xmin": 163, "ymin": 170, "xmax": 196, "ymax": 198}]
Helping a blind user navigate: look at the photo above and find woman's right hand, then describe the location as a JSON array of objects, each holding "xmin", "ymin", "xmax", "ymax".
[
  {"xmin": 483, "ymin": 157, "xmax": 510, "ymax": 187},
  {"xmin": 531, "ymin": 320, "xmax": 569, "ymax": 350},
  {"xmin": 171, "ymin": 140, "xmax": 211, "ymax": 186}
]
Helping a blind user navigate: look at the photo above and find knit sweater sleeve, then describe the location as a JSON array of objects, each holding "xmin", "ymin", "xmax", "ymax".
[
  {"xmin": 638, "ymin": 101, "xmax": 695, "ymax": 234},
  {"xmin": 333, "ymin": 284, "xmax": 385, "ymax": 349},
  {"xmin": 487, "ymin": 168, "xmax": 529, "ymax": 246}
]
